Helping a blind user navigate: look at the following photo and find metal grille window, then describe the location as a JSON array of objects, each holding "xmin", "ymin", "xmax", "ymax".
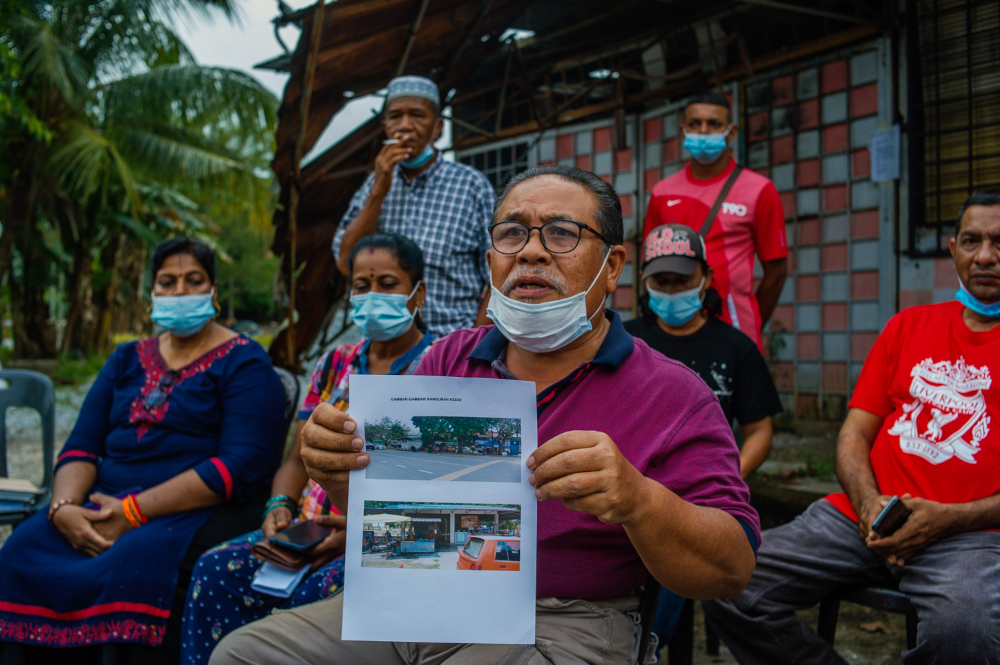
[
  {"xmin": 457, "ymin": 141, "xmax": 530, "ymax": 193},
  {"xmin": 909, "ymin": 0, "xmax": 1000, "ymax": 255}
]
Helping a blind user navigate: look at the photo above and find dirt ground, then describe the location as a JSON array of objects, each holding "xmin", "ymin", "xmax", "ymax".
[
  {"xmin": 670, "ymin": 601, "xmax": 909, "ymax": 665},
  {"xmin": 1, "ymin": 391, "xmax": 910, "ymax": 663}
]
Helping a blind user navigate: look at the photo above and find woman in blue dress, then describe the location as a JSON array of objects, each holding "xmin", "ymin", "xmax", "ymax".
[
  {"xmin": 0, "ymin": 238, "xmax": 285, "ymax": 665},
  {"xmin": 180, "ymin": 233, "xmax": 434, "ymax": 664}
]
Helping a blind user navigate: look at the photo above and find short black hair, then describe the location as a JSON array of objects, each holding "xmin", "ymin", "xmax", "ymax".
[
  {"xmin": 151, "ymin": 237, "xmax": 216, "ymax": 282},
  {"xmin": 348, "ymin": 233, "xmax": 425, "ymax": 287},
  {"xmin": 683, "ymin": 90, "xmax": 732, "ymax": 122},
  {"xmin": 956, "ymin": 190, "xmax": 1000, "ymax": 233},
  {"xmin": 494, "ymin": 165, "xmax": 624, "ymax": 247}
]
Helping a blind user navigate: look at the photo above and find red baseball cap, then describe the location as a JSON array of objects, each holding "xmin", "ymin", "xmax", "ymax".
[{"xmin": 641, "ymin": 223, "xmax": 707, "ymax": 278}]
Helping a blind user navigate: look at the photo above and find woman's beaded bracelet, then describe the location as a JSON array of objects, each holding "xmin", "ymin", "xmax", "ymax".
[
  {"xmin": 262, "ymin": 500, "xmax": 296, "ymax": 522},
  {"xmin": 122, "ymin": 494, "xmax": 148, "ymax": 528},
  {"xmin": 48, "ymin": 498, "xmax": 76, "ymax": 523},
  {"xmin": 264, "ymin": 494, "xmax": 295, "ymax": 509}
]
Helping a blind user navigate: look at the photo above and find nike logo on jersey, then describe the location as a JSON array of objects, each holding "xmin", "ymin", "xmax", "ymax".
[
  {"xmin": 722, "ymin": 202, "xmax": 748, "ymax": 217},
  {"xmin": 667, "ymin": 199, "xmax": 682, "ymax": 206}
]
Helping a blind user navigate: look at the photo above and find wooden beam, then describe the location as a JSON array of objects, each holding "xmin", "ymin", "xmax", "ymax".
[
  {"xmin": 448, "ymin": 114, "xmax": 496, "ymax": 139},
  {"xmin": 442, "ymin": 0, "xmax": 494, "ymax": 79},
  {"xmin": 494, "ymin": 42, "xmax": 514, "ymax": 134},
  {"xmin": 397, "ymin": 0, "xmax": 432, "ymax": 76},
  {"xmin": 718, "ymin": 23, "xmax": 879, "ymax": 75},
  {"xmin": 452, "ymin": 26, "xmax": 879, "ymax": 150},
  {"xmin": 301, "ymin": 119, "xmax": 384, "ymax": 188},
  {"xmin": 286, "ymin": 0, "xmax": 327, "ymax": 371},
  {"xmin": 513, "ymin": 38, "xmax": 542, "ymax": 127},
  {"xmin": 452, "ymin": 22, "xmax": 879, "ymax": 149},
  {"xmin": 737, "ymin": 0, "xmax": 877, "ymax": 25}
]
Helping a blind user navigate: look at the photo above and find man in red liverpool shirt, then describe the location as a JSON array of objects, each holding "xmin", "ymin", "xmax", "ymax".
[
  {"xmin": 703, "ymin": 191, "xmax": 1000, "ymax": 664},
  {"xmin": 645, "ymin": 91, "xmax": 788, "ymax": 350}
]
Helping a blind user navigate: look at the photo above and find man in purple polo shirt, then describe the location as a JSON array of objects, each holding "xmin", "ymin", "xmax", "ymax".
[{"xmin": 211, "ymin": 166, "xmax": 759, "ymax": 665}]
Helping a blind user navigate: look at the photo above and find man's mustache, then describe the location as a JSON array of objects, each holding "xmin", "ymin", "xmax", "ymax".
[{"xmin": 500, "ymin": 266, "xmax": 567, "ymax": 297}]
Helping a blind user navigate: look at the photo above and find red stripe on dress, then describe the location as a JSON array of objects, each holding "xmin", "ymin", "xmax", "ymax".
[
  {"xmin": 210, "ymin": 457, "xmax": 233, "ymax": 499},
  {"xmin": 57, "ymin": 450, "xmax": 98, "ymax": 464},
  {"xmin": 0, "ymin": 601, "xmax": 170, "ymax": 621}
]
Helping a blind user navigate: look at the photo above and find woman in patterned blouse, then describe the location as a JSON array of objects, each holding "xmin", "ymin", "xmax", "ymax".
[{"xmin": 180, "ymin": 233, "xmax": 434, "ymax": 664}]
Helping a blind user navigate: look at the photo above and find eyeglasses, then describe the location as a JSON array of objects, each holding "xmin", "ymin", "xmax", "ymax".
[
  {"xmin": 142, "ymin": 370, "xmax": 181, "ymax": 410},
  {"xmin": 489, "ymin": 219, "xmax": 612, "ymax": 255}
]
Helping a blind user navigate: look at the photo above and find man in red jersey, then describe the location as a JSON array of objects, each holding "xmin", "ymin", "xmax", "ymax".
[
  {"xmin": 703, "ymin": 191, "xmax": 1000, "ymax": 665},
  {"xmin": 644, "ymin": 91, "xmax": 788, "ymax": 350}
]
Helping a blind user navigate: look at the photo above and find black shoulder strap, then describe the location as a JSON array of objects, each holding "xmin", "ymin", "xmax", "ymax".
[{"xmin": 699, "ymin": 164, "xmax": 744, "ymax": 237}]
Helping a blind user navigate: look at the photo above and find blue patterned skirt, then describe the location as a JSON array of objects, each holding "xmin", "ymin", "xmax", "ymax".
[{"xmin": 179, "ymin": 530, "xmax": 345, "ymax": 664}]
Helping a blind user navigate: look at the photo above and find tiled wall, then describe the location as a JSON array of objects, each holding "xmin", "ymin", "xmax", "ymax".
[
  {"xmin": 456, "ymin": 40, "xmax": 933, "ymax": 422},
  {"xmin": 535, "ymin": 118, "xmax": 642, "ymax": 319},
  {"xmin": 739, "ymin": 46, "xmax": 891, "ymax": 420}
]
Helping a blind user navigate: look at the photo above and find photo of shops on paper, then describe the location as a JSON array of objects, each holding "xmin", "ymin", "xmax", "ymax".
[
  {"xmin": 361, "ymin": 501, "xmax": 522, "ymax": 571},
  {"xmin": 363, "ymin": 416, "xmax": 522, "ymax": 483}
]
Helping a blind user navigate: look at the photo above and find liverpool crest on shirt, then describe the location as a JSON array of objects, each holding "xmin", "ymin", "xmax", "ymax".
[{"xmin": 887, "ymin": 357, "xmax": 992, "ymax": 465}]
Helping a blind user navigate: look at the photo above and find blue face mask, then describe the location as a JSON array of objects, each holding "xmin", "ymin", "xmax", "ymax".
[
  {"xmin": 956, "ymin": 281, "xmax": 1000, "ymax": 319},
  {"xmin": 349, "ymin": 282, "xmax": 421, "ymax": 341},
  {"xmin": 151, "ymin": 289, "xmax": 216, "ymax": 337},
  {"xmin": 647, "ymin": 278, "xmax": 705, "ymax": 327},
  {"xmin": 400, "ymin": 144, "xmax": 436, "ymax": 169},
  {"xmin": 487, "ymin": 252, "xmax": 610, "ymax": 354},
  {"xmin": 683, "ymin": 126, "xmax": 733, "ymax": 165}
]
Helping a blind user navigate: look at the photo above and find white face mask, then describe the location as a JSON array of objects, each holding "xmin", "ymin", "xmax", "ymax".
[{"xmin": 486, "ymin": 252, "xmax": 610, "ymax": 353}]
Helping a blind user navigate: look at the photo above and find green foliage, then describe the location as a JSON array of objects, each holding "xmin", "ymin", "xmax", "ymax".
[
  {"xmin": 0, "ymin": 38, "xmax": 51, "ymax": 143},
  {"xmin": 250, "ymin": 332, "xmax": 273, "ymax": 350},
  {"xmin": 2, "ymin": 0, "xmax": 281, "ymax": 358},
  {"xmin": 214, "ymin": 212, "xmax": 280, "ymax": 321},
  {"xmin": 364, "ymin": 417, "xmax": 409, "ymax": 445},
  {"xmin": 803, "ymin": 451, "xmax": 836, "ymax": 480},
  {"xmin": 409, "ymin": 417, "xmax": 522, "ymax": 448},
  {"xmin": 52, "ymin": 354, "xmax": 107, "ymax": 386}
]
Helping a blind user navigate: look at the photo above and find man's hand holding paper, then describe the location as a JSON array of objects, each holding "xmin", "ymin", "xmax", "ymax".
[
  {"xmin": 527, "ymin": 430, "xmax": 647, "ymax": 525},
  {"xmin": 301, "ymin": 403, "xmax": 368, "ymax": 498}
]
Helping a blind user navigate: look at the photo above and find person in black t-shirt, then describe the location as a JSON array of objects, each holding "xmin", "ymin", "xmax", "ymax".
[
  {"xmin": 624, "ymin": 223, "xmax": 783, "ymax": 646},
  {"xmin": 624, "ymin": 223, "xmax": 782, "ymax": 479}
]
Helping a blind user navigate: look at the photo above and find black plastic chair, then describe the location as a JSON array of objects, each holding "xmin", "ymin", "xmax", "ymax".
[
  {"xmin": 692, "ymin": 584, "xmax": 918, "ymax": 661},
  {"xmin": 817, "ymin": 584, "xmax": 918, "ymax": 650},
  {"xmin": 637, "ymin": 576, "xmax": 661, "ymax": 664},
  {"xmin": 0, "ymin": 369, "xmax": 55, "ymax": 526}
]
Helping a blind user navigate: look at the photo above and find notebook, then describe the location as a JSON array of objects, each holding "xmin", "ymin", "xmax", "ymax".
[{"xmin": 250, "ymin": 562, "xmax": 311, "ymax": 598}]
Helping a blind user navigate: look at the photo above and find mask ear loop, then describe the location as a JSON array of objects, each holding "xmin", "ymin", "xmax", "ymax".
[
  {"xmin": 584, "ymin": 249, "xmax": 613, "ymax": 323},
  {"xmin": 407, "ymin": 281, "xmax": 424, "ymax": 321},
  {"xmin": 406, "ymin": 281, "xmax": 422, "ymax": 300}
]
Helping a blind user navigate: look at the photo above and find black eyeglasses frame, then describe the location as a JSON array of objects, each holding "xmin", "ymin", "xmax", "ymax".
[{"xmin": 488, "ymin": 219, "xmax": 613, "ymax": 255}]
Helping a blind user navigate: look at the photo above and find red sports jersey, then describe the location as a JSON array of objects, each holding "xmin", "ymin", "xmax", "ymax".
[
  {"xmin": 826, "ymin": 301, "xmax": 1000, "ymax": 522},
  {"xmin": 644, "ymin": 158, "xmax": 787, "ymax": 349}
]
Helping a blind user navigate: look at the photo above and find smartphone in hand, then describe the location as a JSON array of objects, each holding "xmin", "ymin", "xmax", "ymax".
[
  {"xmin": 871, "ymin": 496, "xmax": 912, "ymax": 537},
  {"xmin": 269, "ymin": 520, "xmax": 334, "ymax": 551}
]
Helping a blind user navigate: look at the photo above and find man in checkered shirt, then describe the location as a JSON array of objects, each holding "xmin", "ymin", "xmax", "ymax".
[{"xmin": 333, "ymin": 75, "xmax": 494, "ymax": 337}]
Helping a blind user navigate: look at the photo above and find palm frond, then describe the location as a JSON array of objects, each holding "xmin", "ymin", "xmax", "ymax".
[
  {"xmin": 100, "ymin": 65, "xmax": 278, "ymax": 146},
  {"xmin": 51, "ymin": 120, "xmax": 142, "ymax": 214},
  {"xmin": 117, "ymin": 124, "xmax": 250, "ymax": 181},
  {"xmin": 16, "ymin": 16, "xmax": 89, "ymax": 107},
  {"xmin": 110, "ymin": 211, "xmax": 162, "ymax": 246}
]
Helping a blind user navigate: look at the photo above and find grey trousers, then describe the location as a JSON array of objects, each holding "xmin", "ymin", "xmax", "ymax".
[
  {"xmin": 703, "ymin": 500, "xmax": 1000, "ymax": 665},
  {"xmin": 208, "ymin": 591, "xmax": 642, "ymax": 665}
]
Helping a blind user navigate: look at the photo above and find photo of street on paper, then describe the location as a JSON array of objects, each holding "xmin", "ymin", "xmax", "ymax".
[
  {"xmin": 361, "ymin": 501, "xmax": 521, "ymax": 571},
  {"xmin": 363, "ymin": 416, "xmax": 522, "ymax": 483}
]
